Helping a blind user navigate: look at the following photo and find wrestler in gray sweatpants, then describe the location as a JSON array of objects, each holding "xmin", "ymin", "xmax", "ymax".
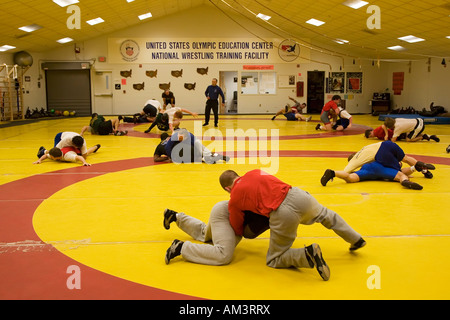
[
  {"xmin": 177, "ymin": 201, "xmax": 242, "ymax": 265},
  {"xmin": 266, "ymin": 187, "xmax": 361, "ymax": 269}
]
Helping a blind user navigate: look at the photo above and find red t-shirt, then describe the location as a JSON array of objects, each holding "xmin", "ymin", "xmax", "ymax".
[
  {"xmin": 321, "ymin": 100, "xmax": 339, "ymax": 114},
  {"xmin": 228, "ymin": 170, "xmax": 291, "ymax": 236},
  {"xmin": 60, "ymin": 146, "xmax": 81, "ymax": 155},
  {"xmin": 373, "ymin": 126, "xmax": 393, "ymax": 140}
]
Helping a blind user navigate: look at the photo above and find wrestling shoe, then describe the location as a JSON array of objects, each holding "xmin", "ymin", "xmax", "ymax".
[
  {"xmin": 321, "ymin": 169, "xmax": 335, "ymax": 186},
  {"xmin": 401, "ymin": 180, "xmax": 423, "ymax": 190},
  {"xmin": 94, "ymin": 144, "xmax": 101, "ymax": 153},
  {"xmin": 305, "ymin": 243, "xmax": 330, "ymax": 281},
  {"xmin": 163, "ymin": 208, "xmax": 178, "ymax": 230},
  {"xmin": 271, "ymin": 116, "xmax": 276, "ymax": 120},
  {"xmin": 165, "ymin": 239, "xmax": 184, "ymax": 264},
  {"xmin": 315, "ymin": 124, "xmax": 321, "ymax": 131},
  {"xmin": 415, "ymin": 161, "xmax": 435, "ymax": 171},
  {"xmin": 429, "ymin": 135, "xmax": 440, "ymax": 142},
  {"xmin": 37, "ymin": 146, "xmax": 46, "ymax": 158},
  {"xmin": 447, "ymin": 145, "xmax": 450, "ymax": 153},
  {"xmin": 423, "ymin": 171, "xmax": 433, "ymax": 179},
  {"xmin": 350, "ymin": 238, "xmax": 367, "ymax": 251}
]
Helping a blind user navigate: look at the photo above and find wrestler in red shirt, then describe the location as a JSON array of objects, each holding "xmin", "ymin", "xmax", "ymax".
[
  {"xmin": 220, "ymin": 169, "xmax": 365, "ymax": 280},
  {"xmin": 365, "ymin": 126, "xmax": 394, "ymax": 140},
  {"xmin": 316, "ymin": 95, "xmax": 341, "ymax": 131},
  {"xmin": 226, "ymin": 169, "xmax": 291, "ymax": 236}
]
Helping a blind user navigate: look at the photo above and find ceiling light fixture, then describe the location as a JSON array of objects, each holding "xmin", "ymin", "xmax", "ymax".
[
  {"xmin": 138, "ymin": 12, "xmax": 152, "ymax": 20},
  {"xmin": 387, "ymin": 45, "xmax": 405, "ymax": 51},
  {"xmin": 335, "ymin": 39, "xmax": 349, "ymax": 44},
  {"xmin": 0, "ymin": 45, "xmax": 16, "ymax": 52},
  {"xmin": 398, "ymin": 35, "xmax": 425, "ymax": 43},
  {"xmin": 57, "ymin": 37, "xmax": 73, "ymax": 44},
  {"xmin": 306, "ymin": 18, "xmax": 325, "ymax": 26},
  {"xmin": 52, "ymin": 0, "xmax": 79, "ymax": 7},
  {"xmin": 86, "ymin": 17, "xmax": 105, "ymax": 25},
  {"xmin": 342, "ymin": 0, "xmax": 369, "ymax": 9},
  {"xmin": 256, "ymin": 13, "xmax": 271, "ymax": 21},
  {"xmin": 18, "ymin": 24, "xmax": 43, "ymax": 33}
]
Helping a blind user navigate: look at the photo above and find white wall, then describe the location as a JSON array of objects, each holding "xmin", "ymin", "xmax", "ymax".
[
  {"xmin": 386, "ymin": 58, "xmax": 450, "ymax": 111},
  {"xmin": 2, "ymin": 4, "xmax": 448, "ymax": 116}
]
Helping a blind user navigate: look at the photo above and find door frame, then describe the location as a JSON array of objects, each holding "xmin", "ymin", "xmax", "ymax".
[{"xmin": 92, "ymin": 70, "xmax": 114, "ymax": 115}]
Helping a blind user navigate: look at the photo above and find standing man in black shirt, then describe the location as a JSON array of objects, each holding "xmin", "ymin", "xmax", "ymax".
[
  {"xmin": 162, "ymin": 89, "xmax": 175, "ymax": 110},
  {"xmin": 204, "ymin": 78, "xmax": 225, "ymax": 127}
]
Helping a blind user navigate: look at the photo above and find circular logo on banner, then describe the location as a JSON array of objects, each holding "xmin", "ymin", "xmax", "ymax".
[
  {"xmin": 278, "ymin": 39, "xmax": 300, "ymax": 62},
  {"xmin": 120, "ymin": 40, "xmax": 140, "ymax": 62}
]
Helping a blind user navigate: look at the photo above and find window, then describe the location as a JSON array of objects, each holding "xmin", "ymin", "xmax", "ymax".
[{"xmin": 241, "ymin": 72, "xmax": 276, "ymax": 95}]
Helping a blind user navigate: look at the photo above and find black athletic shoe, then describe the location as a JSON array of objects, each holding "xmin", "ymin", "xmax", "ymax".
[
  {"xmin": 415, "ymin": 161, "xmax": 435, "ymax": 171},
  {"xmin": 447, "ymin": 145, "xmax": 450, "ymax": 153},
  {"xmin": 165, "ymin": 239, "xmax": 184, "ymax": 264},
  {"xmin": 401, "ymin": 180, "xmax": 423, "ymax": 190},
  {"xmin": 305, "ymin": 243, "xmax": 330, "ymax": 281},
  {"xmin": 321, "ymin": 169, "xmax": 335, "ymax": 186},
  {"xmin": 315, "ymin": 124, "xmax": 321, "ymax": 131},
  {"xmin": 423, "ymin": 171, "xmax": 433, "ymax": 179},
  {"xmin": 422, "ymin": 134, "xmax": 430, "ymax": 141},
  {"xmin": 202, "ymin": 123, "xmax": 209, "ymax": 126},
  {"xmin": 350, "ymin": 238, "xmax": 367, "ymax": 251},
  {"xmin": 94, "ymin": 144, "xmax": 101, "ymax": 153},
  {"xmin": 429, "ymin": 135, "xmax": 440, "ymax": 142},
  {"xmin": 163, "ymin": 208, "xmax": 178, "ymax": 230},
  {"xmin": 271, "ymin": 116, "xmax": 276, "ymax": 120},
  {"xmin": 37, "ymin": 146, "xmax": 45, "ymax": 158}
]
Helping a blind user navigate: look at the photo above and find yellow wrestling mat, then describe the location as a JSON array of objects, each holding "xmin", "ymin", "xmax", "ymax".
[{"xmin": 2, "ymin": 114, "xmax": 450, "ymax": 299}]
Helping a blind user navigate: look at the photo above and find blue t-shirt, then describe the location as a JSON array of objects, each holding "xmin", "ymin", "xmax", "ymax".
[{"xmin": 205, "ymin": 85, "xmax": 225, "ymax": 101}]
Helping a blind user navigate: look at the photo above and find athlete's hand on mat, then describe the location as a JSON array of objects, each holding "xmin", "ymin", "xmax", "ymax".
[
  {"xmin": 192, "ymin": 113, "xmax": 198, "ymax": 118},
  {"xmin": 33, "ymin": 160, "xmax": 41, "ymax": 164},
  {"xmin": 83, "ymin": 163, "xmax": 91, "ymax": 166}
]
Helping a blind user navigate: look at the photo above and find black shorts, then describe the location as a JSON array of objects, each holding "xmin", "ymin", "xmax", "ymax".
[
  {"xmin": 97, "ymin": 120, "xmax": 113, "ymax": 135},
  {"xmin": 143, "ymin": 104, "xmax": 158, "ymax": 117}
]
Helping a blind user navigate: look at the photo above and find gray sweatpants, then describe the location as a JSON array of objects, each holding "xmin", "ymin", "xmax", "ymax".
[
  {"xmin": 177, "ymin": 200, "xmax": 242, "ymax": 265},
  {"xmin": 266, "ymin": 187, "xmax": 362, "ymax": 269}
]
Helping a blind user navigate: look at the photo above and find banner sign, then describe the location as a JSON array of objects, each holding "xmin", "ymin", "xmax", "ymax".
[{"xmin": 109, "ymin": 38, "xmax": 309, "ymax": 64}]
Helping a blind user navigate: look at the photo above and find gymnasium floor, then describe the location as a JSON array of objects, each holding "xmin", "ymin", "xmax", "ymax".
[{"xmin": 0, "ymin": 114, "xmax": 449, "ymax": 300}]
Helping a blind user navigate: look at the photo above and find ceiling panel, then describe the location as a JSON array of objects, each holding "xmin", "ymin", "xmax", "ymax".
[{"xmin": 0, "ymin": 0, "xmax": 448, "ymax": 60}]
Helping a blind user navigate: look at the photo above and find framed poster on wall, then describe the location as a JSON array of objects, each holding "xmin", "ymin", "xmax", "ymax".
[
  {"xmin": 329, "ymin": 72, "xmax": 345, "ymax": 93},
  {"xmin": 278, "ymin": 75, "xmax": 296, "ymax": 88},
  {"xmin": 346, "ymin": 72, "xmax": 362, "ymax": 94}
]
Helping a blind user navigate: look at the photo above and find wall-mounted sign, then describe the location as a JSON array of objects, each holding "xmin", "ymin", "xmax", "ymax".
[
  {"xmin": 109, "ymin": 38, "xmax": 309, "ymax": 64},
  {"xmin": 278, "ymin": 39, "xmax": 300, "ymax": 62}
]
